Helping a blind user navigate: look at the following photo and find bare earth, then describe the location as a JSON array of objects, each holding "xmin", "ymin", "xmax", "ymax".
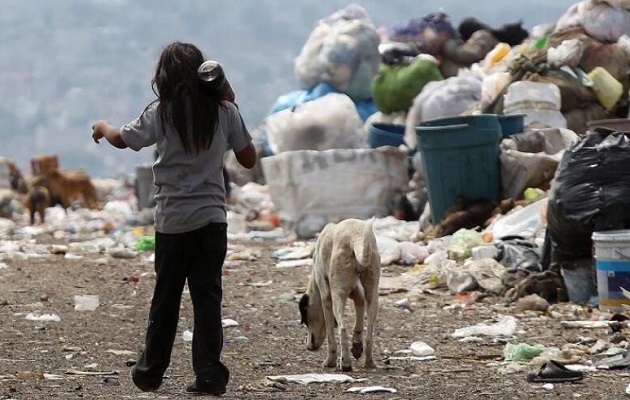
[{"xmin": 0, "ymin": 233, "xmax": 628, "ymax": 400}]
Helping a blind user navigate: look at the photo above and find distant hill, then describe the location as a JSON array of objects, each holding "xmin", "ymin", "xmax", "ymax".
[{"xmin": 0, "ymin": 0, "xmax": 576, "ymax": 178}]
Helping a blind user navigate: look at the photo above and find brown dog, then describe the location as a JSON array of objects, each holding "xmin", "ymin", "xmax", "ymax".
[
  {"xmin": 28, "ymin": 170, "xmax": 100, "ymax": 210},
  {"xmin": 299, "ymin": 218, "xmax": 381, "ymax": 371},
  {"xmin": 24, "ymin": 185, "xmax": 51, "ymax": 225}
]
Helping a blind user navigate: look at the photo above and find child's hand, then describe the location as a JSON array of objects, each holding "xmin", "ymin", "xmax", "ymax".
[{"xmin": 91, "ymin": 120, "xmax": 107, "ymax": 143}]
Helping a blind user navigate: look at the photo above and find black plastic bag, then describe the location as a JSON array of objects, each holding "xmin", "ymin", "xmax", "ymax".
[{"xmin": 547, "ymin": 130, "xmax": 630, "ymax": 261}]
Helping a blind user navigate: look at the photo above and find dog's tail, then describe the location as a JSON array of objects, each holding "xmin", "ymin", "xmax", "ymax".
[{"xmin": 353, "ymin": 217, "xmax": 376, "ymax": 269}]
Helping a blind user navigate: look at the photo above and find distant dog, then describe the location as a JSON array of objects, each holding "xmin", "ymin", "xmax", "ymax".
[
  {"xmin": 24, "ymin": 185, "xmax": 51, "ymax": 225},
  {"xmin": 28, "ymin": 170, "xmax": 101, "ymax": 210},
  {"xmin": 299, "ymin": 218, "xmax": 381, "ymax": 371}
]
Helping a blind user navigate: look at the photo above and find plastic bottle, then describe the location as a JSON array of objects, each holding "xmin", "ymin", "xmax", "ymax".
[
  {"xmin": 587, "ymin": 66, "xmax": 623, "ymax": 110},
  {"xmin": 488, "ymin": 43, "xmax": 511, "ymax": 64}
]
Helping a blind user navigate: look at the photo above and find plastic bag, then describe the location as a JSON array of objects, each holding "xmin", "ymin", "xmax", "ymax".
[
  {"xmin": 547, "ymin": 39, "xmax": 585, "ymax": 68},
  {"xmin": 381, "ymin": 11, "xmax": 459, "ymax": 56},
  {"xmin": 294, "ymin": 5, "xmax": 380, "ymax": 102},
  {"xmin": 404, "ymin": 69, "xmax": 483, "ymax": 149},
  {"xmin": 547, "ymin": 130, "xmax": 630, "ymax": 260},
  {"xmin": 371, "ymin": 59, "xmax": 443, "ymax": 114},
  {"xmin": 555, "ymin": 0, "xmax": 630, "ymax": 43},
  {"xmin": 503, "ymin": 343, "xmax": 545, "ymax": 361},
  {"xmin": 264, "ymin": 93, "xmax": 365, "ymax": 155},
  {"xmin": 447, "ymin": 229, "xmax": 485, "ymax": 260}
]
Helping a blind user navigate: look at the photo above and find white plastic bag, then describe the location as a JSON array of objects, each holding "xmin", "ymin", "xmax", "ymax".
[
  {"xmin": 547, "ymin": 39, "xmax": 585, "ymax": 68},
  {"xmin": 404, "ymin": 68, "xmax": 483, "ymax": 148},
  {"xmin": 265, "ymin": 93, "xmax": 365, "ymax": 155},
  {"xmin": 294, "ymin": 5, "xmax": 380, "ymax": 101},
  {"xmin": 555, "ymin": 0, "xmax": 630, "ymax": 43}
]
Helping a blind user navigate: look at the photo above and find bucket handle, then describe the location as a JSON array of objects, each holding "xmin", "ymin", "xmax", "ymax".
[{"xmin": 614, "ymin": 249, "xmax": 630, "ymax": 261}]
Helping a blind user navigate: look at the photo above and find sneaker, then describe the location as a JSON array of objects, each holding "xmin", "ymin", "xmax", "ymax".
[
  {"xmin": 185, "ymin": 381, "xmax": 226, "ymax": 396},
  {"xmin": 130, "ymin": 367, "xmax": 161, "ymax": 392}
]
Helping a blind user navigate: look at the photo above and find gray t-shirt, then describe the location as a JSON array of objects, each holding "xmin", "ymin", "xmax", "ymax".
[{"xmin": 120, "ymin": 101, "xmax": 251, "ymax": 234}]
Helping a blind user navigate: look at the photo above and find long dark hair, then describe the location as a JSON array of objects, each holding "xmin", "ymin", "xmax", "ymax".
[{"xmin": 151, "ymin": 42, "xmax": 220, "ymax": 154}]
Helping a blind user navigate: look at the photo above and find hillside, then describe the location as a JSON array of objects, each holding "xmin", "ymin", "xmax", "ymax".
[{"xmin": 1, "ymin": 0, "xmax": 576, "ymax": 177}]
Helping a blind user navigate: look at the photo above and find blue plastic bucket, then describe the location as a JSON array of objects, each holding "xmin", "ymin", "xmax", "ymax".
[
  {"xmin": 592, "ymin": 230, "xmax": 630, "ymax": 312},
  {"xmin": 416, "ymin": 115, "xmax": 502, "ymax": 223},
  {"xmin": 418, "ymin": 114, "xmax": 502, "ymax": 132},
  {"xmin": 368, "ymin": 123, "xmax": 406, "ymax": 148}
]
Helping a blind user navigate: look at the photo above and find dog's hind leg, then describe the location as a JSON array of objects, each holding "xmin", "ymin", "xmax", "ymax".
[
  {"xmin": 320, "ymin": 288, "xmax": 338, "ymax": 369},
  {"xmin": 350, "ymin": 285, "xmax": 365, "ymax": 360},
  {"xmin": 332, "ymin": 291, "xmax": 352, "ymax": 372},
  {"xmin": 361, "ymin": 277, "xmax": 379, "ymax": 369}
]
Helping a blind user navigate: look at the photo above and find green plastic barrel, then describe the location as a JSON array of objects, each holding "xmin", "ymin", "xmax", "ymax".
[{"xmin": 416, "ymin": 115, "xmax": 502, "ymax": 224}]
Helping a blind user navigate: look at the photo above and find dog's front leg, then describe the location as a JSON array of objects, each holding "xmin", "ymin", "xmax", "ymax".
[
  {"xmin": 321, "ymin": 291, "xmax": 337, "ymax": 369},
  {"xmin": 332, "ymin": 292, "xmax": 352, "ymax": 372}
]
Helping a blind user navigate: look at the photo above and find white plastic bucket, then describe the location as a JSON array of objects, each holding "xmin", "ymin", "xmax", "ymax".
[{"xmin": 592, "ymin": 230, "xmax": 630, "ymax": 312}]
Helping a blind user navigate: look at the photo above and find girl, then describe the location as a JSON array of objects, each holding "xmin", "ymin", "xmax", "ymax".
[{"xmin": 92, "ymin": 41, "xmax": 256, "ymax": 395}]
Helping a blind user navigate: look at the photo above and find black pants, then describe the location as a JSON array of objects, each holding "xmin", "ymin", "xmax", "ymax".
[{"xmin": 134, "ymin": 222, "xmax": 229, "ymax": 386}]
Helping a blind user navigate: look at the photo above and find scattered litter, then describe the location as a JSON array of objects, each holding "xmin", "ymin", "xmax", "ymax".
[
  {"xmin": 222, "ymin": 319, "xmax": 239, "ymax": 328},
  {"xmin": 227, "ymin": 251, "xmax": 257, "ymax": 261},
  {"xmin": 107, "ymin": 247, "xmax": 138, "ymax": 259},
  {"xmin": 50, "ymin": 245, "xmax": 68, "ymax": 255},
  {"xmin": 347, "ymin": 386, "xmax": 397, "ymax": 394},
  {"xmin": 105, "ymin": 349, "xmax": 135, "ymax": 356},
  {"xmin": 452, "ymin": 316, "xmax": 517, "ymax": 338},
  {"xmin": 65, "ymin": 369, "xmax": 118, "ymax": 376},
  {"xmin": 266, "ymin": 373, "xmax": 367, "ymax": 385},
  {"xmin": 43, "ymin": 374, "xmax": 63, "ymax": 380},
  {"xmin": 0, "ymin": 262, "xmax": 7, "ymax": 269},
  {"xmin": 542, "ymin": 383, "xmax": 554, "ymax": 390},
  {"xmin": 503, "ymin": 343, "xmax": 545, "ymax": 361},
  {"xmin": 409, "ymin": 341, "xmax": 435, "ymax": 357},
  {"xmin": 276, "ymin": 259, "xmax": 313, "ymax": 269},
  {"xmin": 100, "ymin": 376, "xmax": 120, "ymax": 386},
  {"xmin": 272, "ymin": 245, "xmax": 313, "ymax": 260},
  {"xmin": 247, "ymin": 280, "xmax": 273, "ymax": 287},
  {"xmin": 74, "ymin": 295, "xmax": 99, "ymax": 311},
  {"xmin": 387, "ymin": 355, "xmax": 437, "ymax": 362},
  {"xmin": 183, "ymin": 329, "xmax": 193, "ymax": 342},
  {"xmin": 15, "ymin": 371, "xmax": 44, "ymax": 380},
  {"xmin": 560, "ymin": 321, "xmax": 620, "ymax": 329},
  {"xmin": 25, "ymin": 313, "xmax": 60, "ymax": 322}
]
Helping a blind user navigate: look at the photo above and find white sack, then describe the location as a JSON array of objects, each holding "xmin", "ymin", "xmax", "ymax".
[{"xmin": 261, "ymin": 147, "xmax": 408, "ymax": 238}]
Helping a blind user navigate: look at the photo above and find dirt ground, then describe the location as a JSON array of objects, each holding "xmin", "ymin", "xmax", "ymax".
[{"xmin": 1, "ymin": 229, "xmax": 629, "ymax": 400}]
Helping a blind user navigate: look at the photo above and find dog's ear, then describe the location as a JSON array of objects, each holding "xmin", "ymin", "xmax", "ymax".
[{"xmin": 298, "ymin": 294, "xmax": 309, "ymax": 326}]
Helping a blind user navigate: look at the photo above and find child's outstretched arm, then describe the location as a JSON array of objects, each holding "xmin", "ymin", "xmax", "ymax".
[{"xmin": 92, "ymin": 120, "xmax": 128, "ymax": 149}]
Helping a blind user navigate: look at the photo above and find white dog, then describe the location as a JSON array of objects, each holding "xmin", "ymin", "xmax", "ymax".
[{"xmin": 299, "ymin": 218, "xmax": 381, "ymax": 371}]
